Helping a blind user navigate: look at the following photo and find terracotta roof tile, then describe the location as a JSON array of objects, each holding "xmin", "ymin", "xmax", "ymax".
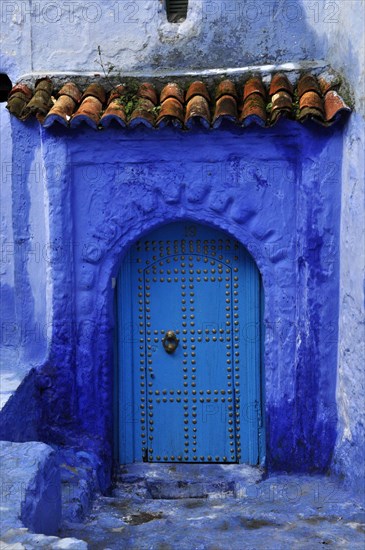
[
  {"xmin": 8, "ymin": 82, "xmax": 33, "ymax": 99},
  {"xmin": 99, "ymin": 85, "xmax": 127, "ymax": 128},
  {"xmin": 43, "ymin": 82, "xmax": 81, "ymax": 127},
  {"xmin": 100, "ymin": 99, "xmax": 127, "ymax": 128},
  {"xmin": 185, "ymin": 81, "xmax": 211, "ymax": 128},
  {"xmin": 156, "ymin": 97, "xmax": 184, "ymax": 128},
  {"xmin": 318, "ymin": 72, "xmax": 342, "ymax": 95},
  {"xmin": 6, "ymin": 71, "xmax": 351, "ymax": 130},
  {"xmin": 57, "ymin": 82, "xmax": 82, "ymax": 104},
  {"xmin": 324, "ymin": 90, "xmax": 351, "ymax": 124},
  {"xmin": 299, "ymin": 90, "xmax": 324, "ymax": 114},
  {"xmin": 108, "ymin": 84, "xmax": 126, "ymax": 102},
  {"xmin": 21, "ymin": 77, "xmax": 53, "ymax": 120},
  {"xmin": 297, "ymin": 107, "xmax": 324, "ymax": 123},
  {"xmin": 243, "ymin": 77, "xmax": 266, "ymax": 101},
  {"xmin": 70, "ymin": 96, "xmax": 103, "ymax": 129},
  {"xmin": 81, "ymin": 83, "xmax": 106, "ymax": 103},
  {"xmin": 213, "ymin": 94, "xmax": 238, "ymax": 127},
  {"xmin": 240, "ymin": 92, "xmax": 267, "ymax": 127},
  {"xmin": 268, "ymin": 73, "xmax": 294, "ymax": 125},
  {"xmin": 270, "ymin": 91, "xmax": 293, "ymax": 124},
  {"xmin": 185, "ymin": 95, "xmax": 211, "ymax": 129},
  {"xmin": 295, "ymin": 74, "xmax": 327, "ymax": 124},
  {"xmin": 6, "ymin": 84, "xmax": 32, "ymax": 118},
  {"xmin": 160, "ymin": 83, "xmax": 184, "ymax": 104},
  {"xmin": 130, "ymin": 98, "xmax": 156, "ymax": 128},
  {"xmin": 216, "ymin": 80, "xmax": 238, "ymax": 100},
  {"xmin": 269, "ymin": 73, "xmax": 293, "ymax": 96},
  {"xmin": 296, "ymin": 74, "xmax": 351, "ymax": 125},
  {"xmin": 297, "ymin": 74, "xmax": 321, "ymax": 97},
  {"xmin": 137, "ymin": 82, "xmax": 158, "ymax": 105},
  {"xmin": 44, "ymin": 95, "xmax": 77, "ymax": 128},
  {"xmin": 186, "ymin": 81, "xmax": 210, "ymax": 103}
]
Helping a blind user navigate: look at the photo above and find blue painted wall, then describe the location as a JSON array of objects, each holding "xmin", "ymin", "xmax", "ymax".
[
  {"xmin": 0, "ymin": 118, "xmax": 344, "ymax": 478},
  {"xmin": 1, "ymin": 0, "xmax": 363, "ymax": 493}
]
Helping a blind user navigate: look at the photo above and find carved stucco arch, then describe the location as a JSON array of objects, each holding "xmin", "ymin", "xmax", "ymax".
[
  {"xmin": 94, "ymin": 192, "xmax": 273, "ymax": 321},
  {"xmin": 80, "ymin": 185, "xmax": 273, "ymax": 464}
]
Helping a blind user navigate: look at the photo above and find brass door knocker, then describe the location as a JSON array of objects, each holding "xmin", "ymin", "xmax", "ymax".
[{"xmin": 162, "ymin": 330, "xmax": 179, "ymax": 354}]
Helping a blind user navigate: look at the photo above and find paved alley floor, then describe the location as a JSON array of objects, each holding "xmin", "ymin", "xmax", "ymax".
[{"xmin": 60, "ymin": 465, "xmax": 365, "ymax": 549}]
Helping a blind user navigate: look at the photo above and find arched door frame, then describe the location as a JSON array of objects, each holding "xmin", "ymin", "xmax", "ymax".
[{"xmin": 113, "ymin": 220, "xmax": 266, "ymax": 466}]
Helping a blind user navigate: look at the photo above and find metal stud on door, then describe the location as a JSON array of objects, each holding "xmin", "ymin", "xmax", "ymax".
[{"xmin": 117, "ymin": 222, "xmax": 263, "ymax": 464}]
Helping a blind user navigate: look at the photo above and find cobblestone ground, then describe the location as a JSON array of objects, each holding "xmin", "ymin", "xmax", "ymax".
[{"xmin": 60, "ymin": 469, "xmax": 365, "ymax": 550}]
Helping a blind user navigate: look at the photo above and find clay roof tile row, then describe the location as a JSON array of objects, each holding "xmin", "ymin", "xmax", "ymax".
[{"xmin": 6, "ymin": 72, "xmax": 351, "ymax": 130}]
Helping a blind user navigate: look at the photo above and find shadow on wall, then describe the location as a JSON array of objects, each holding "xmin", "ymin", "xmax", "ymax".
[
  {"xmin": 7, "ymin": 118, "xmax": 48, "ymax": 363},
  {"xmin": 131, "ymin": 0, "xmax": 330, "ymax": 72}
]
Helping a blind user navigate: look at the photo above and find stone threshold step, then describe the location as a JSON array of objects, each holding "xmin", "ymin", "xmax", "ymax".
[{"xmin": 117, "ymin": 463, "xmax": 263, "ymax": 499}]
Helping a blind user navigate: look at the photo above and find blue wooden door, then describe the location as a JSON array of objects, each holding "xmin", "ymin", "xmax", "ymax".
[{"xmin": 117, "ymin": 222, "xmax": 263, "ymax": 464}]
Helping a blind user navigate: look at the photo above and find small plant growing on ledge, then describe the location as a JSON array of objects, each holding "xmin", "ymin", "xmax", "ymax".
[
  {"xmin": 96, "ymin": 46, "xmax": 140, "ymax": 118},
  {"xmin": 95, "ymin": 47, "xmax": 161, "ymax": 122}
]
